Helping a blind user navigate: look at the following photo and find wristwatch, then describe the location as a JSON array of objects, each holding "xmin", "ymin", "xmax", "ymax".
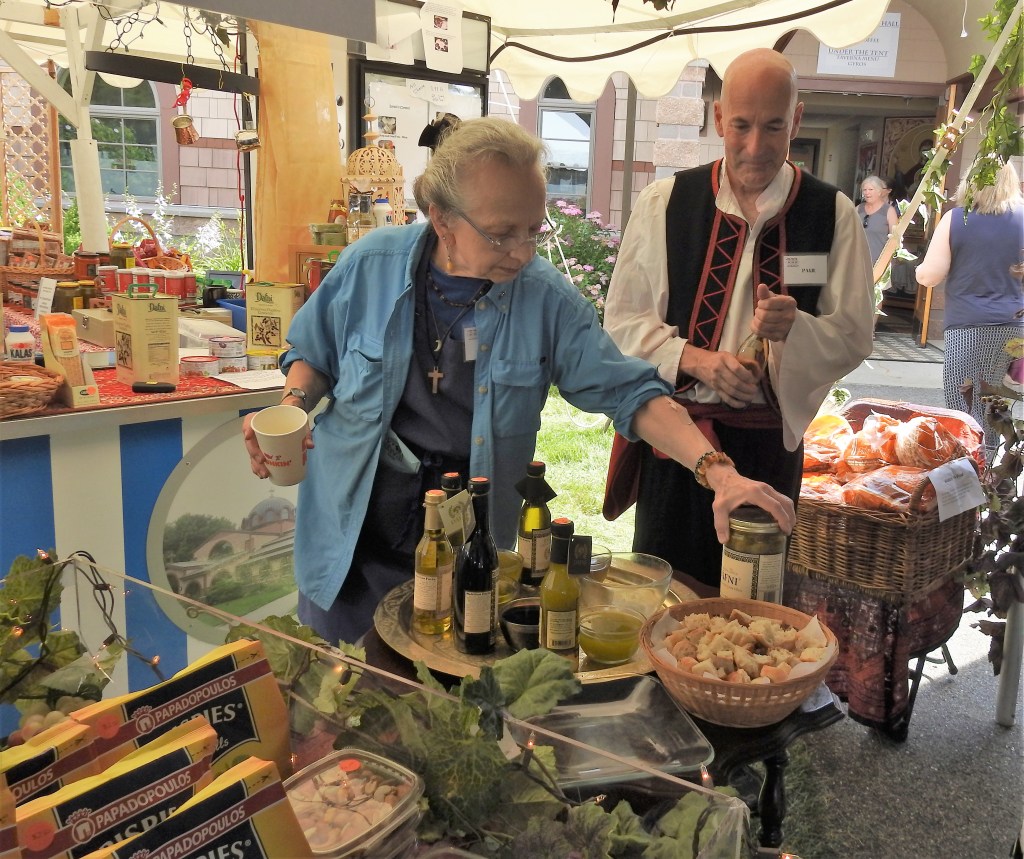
[{"xmin": 281, "ymin": 387, "xmax": 307, "ymax": 407}]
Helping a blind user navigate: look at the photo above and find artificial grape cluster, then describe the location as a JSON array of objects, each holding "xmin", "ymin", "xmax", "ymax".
[{"xmin": 5, "ymin": 696, "xmax": 92, "ymax": 746}]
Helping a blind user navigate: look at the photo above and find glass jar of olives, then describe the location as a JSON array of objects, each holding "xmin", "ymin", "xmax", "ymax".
[{"xmin": 720, "ymin": 505, "xmax": 786, "ymax": 603}]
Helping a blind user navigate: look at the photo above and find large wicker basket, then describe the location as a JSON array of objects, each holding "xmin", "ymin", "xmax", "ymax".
[
  {"xmin": 109, "ymin": 215, "xmax": 190, "ymax": 271},
  {"xmin": 0, "ymin": 362, "xmax": 63, "ymax": 419},
  {"xmin": 790, "ymin": 398, "xmax": 982, "ymax": 602},
  {"xmin": 0, "ymin": 221, "xmax": 75, "ymax": 301},
  {"xmin": 640, "ymin": 598, "xmax": 839, "ymax": 728},
  {"xmin": 787, "ymin": 495, "xmax": 977, "ymax": 601}
]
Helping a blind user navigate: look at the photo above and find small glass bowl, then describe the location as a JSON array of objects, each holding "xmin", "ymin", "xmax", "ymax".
[
  {"xmin": 580, "ymin": 552, "xmax": 672, "ymax": 619},
  {"xmin": 578, "ymin": 604, "xmax": 645, "ymax": 665},
  {"xmin": 499, "ymin": 597, "xmax": 540, "ymax": 652}
]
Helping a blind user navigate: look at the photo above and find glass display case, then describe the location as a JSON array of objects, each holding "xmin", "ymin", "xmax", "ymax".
[{"xmin": 1, "ymin": 552, "xmax": 752, "ymax": 858}]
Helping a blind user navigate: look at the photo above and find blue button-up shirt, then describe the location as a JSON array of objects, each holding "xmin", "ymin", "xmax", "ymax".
[{"xmin": 282, "ymin": 222, "xmax": 671, "ymax": 610}]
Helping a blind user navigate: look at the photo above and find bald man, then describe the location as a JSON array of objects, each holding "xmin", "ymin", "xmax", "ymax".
[{"xmin": 604, "ymin": 48, "xmax": 875, "ymax": 587}]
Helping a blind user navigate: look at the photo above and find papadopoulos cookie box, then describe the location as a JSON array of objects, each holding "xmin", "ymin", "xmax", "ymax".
[
  {"xmin": 0, "ymin": 773, "xmax": 18, "ymax": 859},
  {"xmin": 245, "ymin": 282, "xmax": 304, "ymax": 353},
  {"xmin": 68, "ymin": 640, "xmax": 291, "ymax": 779},
  {"xmin": 79, "ymin": 757, "xmax": 312, "ymax": 859},
  {"xmin": 14, "ymin": 717, "xmax": 216, "ymax": 859},
  {"xmin": 111, "ymin": 290, "xmax": 178, "ymax": 386}
]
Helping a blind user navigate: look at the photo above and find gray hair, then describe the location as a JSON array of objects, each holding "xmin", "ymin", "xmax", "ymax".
[
  {"xmin": 861, "ymin": 175, "xmax": 888, "ymax": 193},
  {"xmin": 954, "ymin": 161, "xmax": 1023, "ymax": 214},
  {"xmin": 412, "ymin": 116, "xmax": 548, "ymax": 214}
]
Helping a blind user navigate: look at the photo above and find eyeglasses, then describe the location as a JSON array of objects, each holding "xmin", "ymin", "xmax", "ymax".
[
  {"xmin": 863, "ymin": 214, "xmax": 870, "ymax": 227},
  {"xmin": 455, "ymin": 209, "xmax": 555, "ymax": 252}
]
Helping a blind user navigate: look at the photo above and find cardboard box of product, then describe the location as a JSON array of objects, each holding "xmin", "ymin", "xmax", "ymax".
[
  {"xmin": 72, "ymin": 307, "xmax": 115, "ymax": 348},
  {"xmin": 40, "ymin": 313, "xmax": 100, "ymax": 408},
  {"xmin": 112, "ymin": 291, "xmax": 179, "ymax": 385},
  {"xmin": 246, "ymin": 282, "xmax": 304, "ymax": 352}
]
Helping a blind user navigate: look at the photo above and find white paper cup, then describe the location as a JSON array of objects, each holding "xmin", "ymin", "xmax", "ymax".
[{"xmin": 251, "ymin": 404, "xmax": 309, "ymax": 486}]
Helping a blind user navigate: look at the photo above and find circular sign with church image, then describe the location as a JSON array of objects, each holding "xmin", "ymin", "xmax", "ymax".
[{"xmin": 146, "ymin": 416, "xmax": 301, "ymax": 644}]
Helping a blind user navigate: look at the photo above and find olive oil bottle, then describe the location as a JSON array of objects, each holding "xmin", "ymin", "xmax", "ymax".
[
  {"xmin": 413, "ymin": 489, "xmax": 455, "ymax": 634},
  {"xmin": 539, "ymin": 518, "xmax": 580, "ymax": 654},
  {"xmin": 516, "ymin": 461, "xmax": 556, "ymax": 589}
]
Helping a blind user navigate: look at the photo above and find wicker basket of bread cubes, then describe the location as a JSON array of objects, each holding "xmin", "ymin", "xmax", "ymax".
[{"xmin": 641, "ymin": 598, "xmax": 838, "ymax": 728}]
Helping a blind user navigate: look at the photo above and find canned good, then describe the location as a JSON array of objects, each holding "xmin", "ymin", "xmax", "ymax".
[
  {"xmin": 162, "ymin": 271, "xmax": 187, "ymax": 299},
  {"xmin": 246, "ymin": 350, "xmax": 280, "ymax": 371},
  {"xmin": 181, "ymin": 271, "xmax": 197, "ymax": 299},
  {"xmin": 179, "ymin": 355, "xmax": 221, "ymax": 377},
  {"xmin": 132, "ymin": 267, "xmax": 153, "ymax": 284},
  {"xmin": 148, "ymin": 270, "xmax": 167, "ymax": 292},
  {"xmin": 217, "ymin": 356, "xmax": 248, "ymax": 373},
  {"xmin": 115, "ymin": 268, "xmax": 134, "ymax": 291},
  {"xmin": 73, "ymin": 251, "xmax": 101, "ymax": 280},
  {"xmin": 720, "ymin": 505, "xmax": 786, "ymax": 603},
  {"xmin": 97, "ymin": 265, "xmax": 118, "ymax": 292},
  {"xmin": 209, "ymin": 335, "xmax": 246, "ymax": 358}
]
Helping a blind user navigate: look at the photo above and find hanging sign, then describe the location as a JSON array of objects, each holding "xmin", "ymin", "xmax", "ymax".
[
  {"xmin": 817, "ymin": 13, "xmax": 901, "ymax": 78},
  {"xmin": 421, "ymin": 2, "xmax": 464, "ymax": 74}
]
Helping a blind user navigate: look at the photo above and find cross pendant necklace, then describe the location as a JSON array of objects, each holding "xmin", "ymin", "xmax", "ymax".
[
  {"xmin": 428, "ymin": 365, "xmax": 444, "ymax": 394},
  {"xmin": 423, "ymin": 266, "xmax": 491, "ymax": 395}
]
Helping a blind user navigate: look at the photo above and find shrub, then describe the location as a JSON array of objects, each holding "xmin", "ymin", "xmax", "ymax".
[{"xmin": 541, "ymin": 200, "xmax": 620, "ymax": 322}]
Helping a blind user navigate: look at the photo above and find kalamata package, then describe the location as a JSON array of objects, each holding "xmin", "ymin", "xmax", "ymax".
[
  {"xmin": 80, "ymin": 757, "xmax": 312, "ymax": 859},
  {"xmin": 69, "ymin": 640, "xmax": 290, "ymax": 778},
  {"xmin": 1, "ymin": 722, "xmax": 100, "ymax": 806},
  {"xmin": 0, "ymin": 774, "xmax": 19, "ymax": 859},
  {"xmin": 284, "ymin": 749, "xmax": 425, "ymax": 858},
  {"xmin": 14, "ymin": 717, "xmax": 216, "ymax": 859}
]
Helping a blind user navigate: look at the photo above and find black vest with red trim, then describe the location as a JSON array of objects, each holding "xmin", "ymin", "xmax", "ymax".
[{"xmin": 665, "ymin": 160, "xmax": 834, "ymax": 352}]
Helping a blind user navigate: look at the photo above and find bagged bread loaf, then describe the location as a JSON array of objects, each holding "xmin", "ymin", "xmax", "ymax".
[
  {"xmin": 840, "ymin": 465, "xmax": 938, "ymax": 513},
  {"xmin": 894, "ymin": 416, "xmax": 967, "ymax": 468}
]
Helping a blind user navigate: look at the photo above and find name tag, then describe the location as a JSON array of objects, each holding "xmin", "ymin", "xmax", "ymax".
[
  {"xmin": 784, "ymin": 254, "xmax": 828, "ymax": 286},
  {"xmin": 463, "ymin": 326, "xmax": 478, "ymax": 362}
]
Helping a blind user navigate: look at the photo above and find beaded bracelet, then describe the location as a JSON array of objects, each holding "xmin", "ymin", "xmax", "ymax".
[{"xmin": 693, "ymin": 450, "xmax": 736, "ymax": 489}]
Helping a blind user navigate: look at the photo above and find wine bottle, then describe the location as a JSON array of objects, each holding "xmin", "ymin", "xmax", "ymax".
[
  {"xmin": 516, "ymin": 461, "xmax": 556, "ymax": 590},
  {"xmin": 735, "ymin": 333, "xmax": 767, "ymax": 379},
  {"xmin": 539, "ymin": 518, "xmax": 580, "ymax": 654},
  {"xmin": 454, "ymin": 477, "xmax": 499, "ymax": 654},
  {"xmin": 413, "ymin": 489, "xmax": 455, "ymax": 635}
]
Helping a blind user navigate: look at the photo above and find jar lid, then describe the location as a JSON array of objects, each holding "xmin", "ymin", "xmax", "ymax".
[
  {"xmin": 10, "ymin": 324, "xmax": 29, "ymax": 332},
  {"xmin": 728, "ymin": 505, "xmax": 781, "ymax": 533}
]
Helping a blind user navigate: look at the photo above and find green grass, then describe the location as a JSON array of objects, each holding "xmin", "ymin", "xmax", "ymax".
[{"xmin": 535, "ymin": 388, "xmax": 635, "ymax": 552}]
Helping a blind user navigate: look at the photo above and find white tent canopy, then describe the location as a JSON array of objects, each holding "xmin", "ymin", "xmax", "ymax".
[{"xmin": 480, "ymin": 0, "xmax": 893, "ymax": 101}]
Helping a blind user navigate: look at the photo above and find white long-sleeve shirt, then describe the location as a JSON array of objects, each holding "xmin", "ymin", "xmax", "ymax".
[{"xmin": 604, "ymin": 162, "xmax": 875, "ymax": 451}]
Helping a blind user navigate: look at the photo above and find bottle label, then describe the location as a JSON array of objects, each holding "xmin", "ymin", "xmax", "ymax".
[
  {"xmin": 414, "ymin": 561, "xmax": 453, "ymax": 612},
  {"xmin": 6, "ymin": 339, "xmax": 34, "ymax": 361},
  {"xmin": 542, "ymin": 609, "xmax": 578, "ymax": 651},
  {"xmin": 720, "ymin": 549, "xmax": 784, "ymax": 603},
  {"xmin": 462, "ymin": 589, "xmax": 494, "ymax": 634},
  {"xmin": 518, "ymin": 529, "xmax": 551, "ymax": 585}
]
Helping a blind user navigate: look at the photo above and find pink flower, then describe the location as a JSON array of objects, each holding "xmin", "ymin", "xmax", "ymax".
[
  {"xmin": 583, "ymin": 264, "xmax": 594, "ymax": 272},
  {"xmin": 560, "ymin": 204, "xmax": 583, "ymax": 217},
  {"xmin": 586, "ymin": 211, "xmax": 604, "ymax": 223},
  {"xmin": 605, "ymin": 255, "xmax": 617, "ymax": 264}
]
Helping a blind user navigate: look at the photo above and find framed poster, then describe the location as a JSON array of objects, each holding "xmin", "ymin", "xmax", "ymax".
[
  {"xmin": 881, "ymin": 117, "xmax": 935, "ymax": 198},
  {"xmin": 351, "ymin": 60, "xmax": 488, "ymax": 205},
  {"xmin": 790, "ymin": 138, "xmax": 820, "ymax": 175}
]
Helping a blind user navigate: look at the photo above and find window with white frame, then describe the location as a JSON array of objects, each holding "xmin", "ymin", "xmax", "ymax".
[
  {"xmin": 539, "ymin": 77, "xmax": 595, "ymax": 211},
  {"xmin": 58, "ymin": 74, "xmax": 160, "ymax": 199}
]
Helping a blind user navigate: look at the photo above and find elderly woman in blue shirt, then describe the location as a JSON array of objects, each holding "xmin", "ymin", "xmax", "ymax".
[{"xmin": 242, "ymin": 117, "xmax": 795, "ymax": 644}]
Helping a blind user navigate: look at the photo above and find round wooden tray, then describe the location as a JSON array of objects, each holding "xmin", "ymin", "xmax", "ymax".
[{"xmin": 372, "ymin": 578, "xmax": 698, "ymax": 683}]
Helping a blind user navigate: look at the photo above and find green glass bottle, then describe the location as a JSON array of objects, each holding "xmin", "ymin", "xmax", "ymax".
[
  {"xmin": 539, "ymin": 518, "xmax": 580, "ymax": 654},
  {"xmin": 413, "ymin": 489, "xmax": 454, "ymax": 635},
  {"xmin": 516, "ymin": 461, "xmax": 555, "ymax": 590}
]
